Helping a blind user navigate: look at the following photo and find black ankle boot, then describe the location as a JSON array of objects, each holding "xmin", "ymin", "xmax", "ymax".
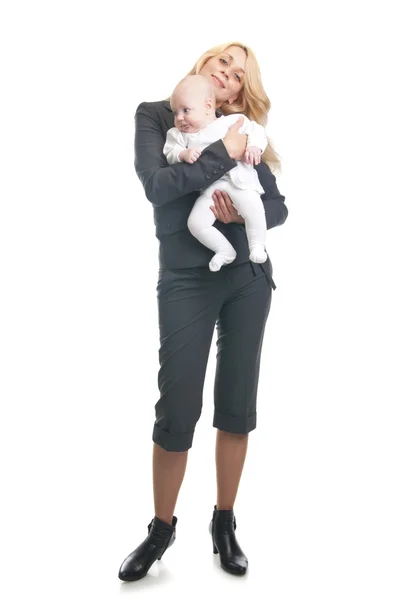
[
  {"xmin": 210, "ymin": 505, "xmax": 248, "ymax": 575},
  {"xmin": 118, "ymin": 516, "xmax": 177, "ymax": 582}
]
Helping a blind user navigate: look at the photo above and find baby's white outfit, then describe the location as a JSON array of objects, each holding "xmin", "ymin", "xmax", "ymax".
[{"xmin": 163, "ymin": 113, "xmax": 268, "ymax": 271}]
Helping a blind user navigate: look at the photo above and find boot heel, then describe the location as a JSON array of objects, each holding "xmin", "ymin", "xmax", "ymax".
[{"xmin": 213, "ymin": 543, "xmax": 219, "ymax": 554}]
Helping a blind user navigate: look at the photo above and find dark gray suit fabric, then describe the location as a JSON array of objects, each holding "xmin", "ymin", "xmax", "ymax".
[
  {"xmin": 134, "ymin": 100, "xmax": 288, "ymax": 451},
  {"xmin": 155, "ymin": 262, "xmax": 272, "ymax": 451}
]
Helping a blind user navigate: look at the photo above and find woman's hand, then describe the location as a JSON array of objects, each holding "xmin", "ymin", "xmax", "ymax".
[
  {"xmin": 210, "ymin": 190, "xmax": 245, "ymax": 224},
  {"xmin": 222, "ymin": 117, "xmax": 247, "ymax": 161}
]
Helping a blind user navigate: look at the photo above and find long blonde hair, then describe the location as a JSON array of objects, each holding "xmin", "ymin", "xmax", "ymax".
[{"xmin": 188, "ymin": 41, "xmax": 280, "ymax": 172}]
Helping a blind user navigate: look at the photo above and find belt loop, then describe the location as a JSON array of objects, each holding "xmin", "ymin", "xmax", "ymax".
[
  {"xmin": 260, "ymin": 263, "xmax": 277, "ymax": 290},
  {"xmin": 269, "ymin": 274, "xmax": 277, "ymax": 290}
]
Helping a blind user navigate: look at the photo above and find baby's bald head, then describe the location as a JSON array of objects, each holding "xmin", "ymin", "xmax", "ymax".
[
  {"xmin": 172, "ymin": 74, "xmax": 215, "ymax": 103},
  {"xmin": 170, "ymin": 74, "xmax": 216, "ymax": 133}
]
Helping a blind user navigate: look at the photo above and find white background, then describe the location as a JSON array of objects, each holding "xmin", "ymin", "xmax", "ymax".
[{"xmin": 1, "ymin": 1, "xmax": 397, "ymax": 598}]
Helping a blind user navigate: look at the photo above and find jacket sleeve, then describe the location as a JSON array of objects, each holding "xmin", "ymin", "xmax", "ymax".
[
  {"xmin": 134, "ymin": 102, "xmax": 237, "ymax": 207},
  {"xmin": 163, "ymin": 128, "xmax": 186, "ymax": 164},
  {"xmin": 255, "ymin": 161, "xmax": 288, "ymax": 229}
]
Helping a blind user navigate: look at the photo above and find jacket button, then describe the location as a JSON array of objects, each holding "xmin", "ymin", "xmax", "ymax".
[
  {"xmin": 212, "ymin": 169, "xmax": 217, "ymax": 175},
  {"xmin": 205, "ymin": 174, "xmax": 210, "ymax": 180},
  {"xmin": 219, "ymin": 165, "xmax": 224, "ymax": 170}
]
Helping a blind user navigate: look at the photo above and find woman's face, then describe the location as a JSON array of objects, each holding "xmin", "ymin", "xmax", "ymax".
[{"xmin": 199, "ymin": 45, "xmax": 246, "ymax": 107}]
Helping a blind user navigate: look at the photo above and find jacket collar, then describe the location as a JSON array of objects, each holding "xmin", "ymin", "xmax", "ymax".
[{"xmin": 163, "ymin": 100, "xmax": 172, "ymax": 111}]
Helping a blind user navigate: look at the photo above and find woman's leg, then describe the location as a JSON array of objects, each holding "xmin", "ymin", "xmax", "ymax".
[
  {"xmin": 214, "ymin": 262, "xmax": 273, "ymax": 506},
  {"xmin": 215, "ymin": 431, "xmax": 248, "ymax": 510},
  {"xmin": 154, "ymin": 267, "xmax": 224, "ymax": 511},
  {"xmin": 153, "ymin": 443, "xmax": 188, "ymax": 525},
  {"xmin": 209, "ymin": 262, "xmax": 272, "ymax": 574}
]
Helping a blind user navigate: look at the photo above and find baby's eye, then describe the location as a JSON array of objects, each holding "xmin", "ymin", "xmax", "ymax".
[{"xmin": 183, "ymin": 108, "xmax": 191, "ymax": 113}]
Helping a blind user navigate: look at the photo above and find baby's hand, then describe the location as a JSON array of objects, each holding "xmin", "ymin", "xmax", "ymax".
[
  {"xmin": 179, "ymin": 148, "xmax": 202, "ymax": 164},
  {"xmin": 244, "ymin": 146, "xmax": 262, "ymax": 166}
]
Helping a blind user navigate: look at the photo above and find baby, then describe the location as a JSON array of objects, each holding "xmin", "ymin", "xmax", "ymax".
[{"xmin": 163, "ymin": 74, "xmax": 268, "ymax": 272}]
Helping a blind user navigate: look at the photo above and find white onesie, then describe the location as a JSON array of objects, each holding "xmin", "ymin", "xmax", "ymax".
[{"xmin": 163, "ymin": 113, "xmax": 269, "ymax": 272}]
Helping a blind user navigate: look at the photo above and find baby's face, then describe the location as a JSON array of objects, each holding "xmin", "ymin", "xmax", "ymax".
[{"xmin": 171, "ymin": 90, "xmax": 209, "ymax": 133}]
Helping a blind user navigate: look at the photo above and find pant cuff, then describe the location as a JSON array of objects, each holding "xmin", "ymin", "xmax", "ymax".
[
  {"xmin": 152, "ymin": 423, "xmax": 194, "ymax": 452},
  {"xmin": 213, "ymin": 410, "xmax": 257, "ymax": 434}
]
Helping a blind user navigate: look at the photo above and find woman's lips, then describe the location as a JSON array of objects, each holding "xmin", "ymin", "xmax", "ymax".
[{"xmin": 212, "ymin": 75, "xmax": 225, "ymax": 88}]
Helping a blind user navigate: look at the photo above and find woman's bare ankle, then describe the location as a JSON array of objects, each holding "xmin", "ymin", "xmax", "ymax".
[{"xmin": 154, "ymin": 514, "xmax": 174, "ymax": 526}]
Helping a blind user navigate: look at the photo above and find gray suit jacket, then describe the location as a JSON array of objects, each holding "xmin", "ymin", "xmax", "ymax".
[{"xmin": 134, "ymin": 100, "xmax": 288, "ymax": 270}]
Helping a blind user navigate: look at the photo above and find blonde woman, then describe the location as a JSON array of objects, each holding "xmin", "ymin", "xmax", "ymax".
[{"xmin": 119, "ymin": 42, "xmax": 288, "ymax": 581}]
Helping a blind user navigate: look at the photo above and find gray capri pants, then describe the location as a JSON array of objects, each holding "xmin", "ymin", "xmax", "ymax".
[{"xmin": 154, "ymin": 260, "xmax": 275, "ymax": 452}]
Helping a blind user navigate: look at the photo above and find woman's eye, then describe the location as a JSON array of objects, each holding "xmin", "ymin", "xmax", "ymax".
[
  {"xmin": 235, "ymin": 74, "xmax": 241, "ymax": 82},
  {"xmin": 220, "ymin": 58, "xmax": 228, "ymax": 65}
]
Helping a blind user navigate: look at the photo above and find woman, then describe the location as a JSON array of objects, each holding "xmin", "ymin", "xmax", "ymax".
[{"xmin": 118, "ymin": 42, "xmax": 288, "ymax": 581}]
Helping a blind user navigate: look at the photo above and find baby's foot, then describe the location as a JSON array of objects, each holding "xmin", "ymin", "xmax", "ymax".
[
  {"xmin": 209, "ymin": 250, "xmax": 237, "ymax": 272},
  {"xmin": 249, "ymin": 246, "xmax": 268, "ymax": 263}
]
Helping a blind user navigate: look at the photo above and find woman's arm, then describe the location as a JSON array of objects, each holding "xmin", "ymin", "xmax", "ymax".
[
  {"xmin": 134, "ymin": 102, "xmax": 237, "ymax": 207},
  {"xmin": 255, "ymin": 161, "xmax": 288, "ymax": 229}
]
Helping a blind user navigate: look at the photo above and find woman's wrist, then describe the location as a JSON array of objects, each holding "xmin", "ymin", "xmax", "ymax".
[{"xmin": 222, "ymin": 137, "xmax": 236, "ymax": 160}]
